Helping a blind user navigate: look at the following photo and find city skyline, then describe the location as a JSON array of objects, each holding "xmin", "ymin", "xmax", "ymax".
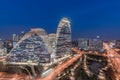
[
  {"xmin": 0, "ymin": 0, "xmax": 120, "ymax": 40},
  {"xmin": 0, "ymin": 0, "xmax": 120, "ymax": 80}
]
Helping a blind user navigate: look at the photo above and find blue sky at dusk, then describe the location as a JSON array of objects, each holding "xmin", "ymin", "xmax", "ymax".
[{"xmin": 0, "ymin": 0, "xmax": 120, "ymax": 40}]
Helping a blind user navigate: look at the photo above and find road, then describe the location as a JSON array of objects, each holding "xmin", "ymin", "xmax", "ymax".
[
  {"xmin": 103, "ymin": 43, "xmax": 120, "ymax": 80},
  {"xmin": 0, "ymin": 48, "xmax": 83, "ymax": 80},
  {"xmin": 36, "ymin": 48, "xmax": 83, "ymax": 80},
  {"xmin": 0, "ymin": 56, "xmax": 7, "ymax": 62},
  {"xmin": 0, "ymin": 72, "xmax": 30, "ymax": 80},
  {"xmin": 1, "ymin": 45, "xmax": 120, "ymax": 80}
]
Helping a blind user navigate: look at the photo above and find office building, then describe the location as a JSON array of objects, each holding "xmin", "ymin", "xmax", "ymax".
[
  {"xmin": 7, "ymin": 28, "xmax": 50, "ymax": 63},
  {"xmin": 56, "ymin": 18, "xmax": 72, "ymax": 57},
  {"xmin": 12, "ymin": 34, "xmax": 19, "ymax": 42},
  {"xmin": 78, "ymin": 38, "xmax": 89, "ymax": 51},
  {"xmin": 0, "ymin": 40, "xmax": 7, "ymax": 57},
  {"xmin": 89, "ymin": 39, "xmax": 103, "ymax": 52}
]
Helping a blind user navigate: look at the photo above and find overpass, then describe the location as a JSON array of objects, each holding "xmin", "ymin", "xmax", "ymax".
[
  {"xmin": 0, "ymin": 47, "xmax": 110, "ymax": 80},
  {"xmin": 36, "ymin": 47, "xmax": 109, "ymax": 80},
  {"xmin": 0, "ymin": 48, "xmax": 84, "ymax": 80},
  {"xmin": 103, "ymin": 43, "xmax": 120, "ymax": 80},
  {"xmin": 36, "ymin": 48, "xmax": 84, "ymax": 80}
]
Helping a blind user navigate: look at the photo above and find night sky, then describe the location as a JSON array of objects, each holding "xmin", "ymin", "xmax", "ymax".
[{"xmin": 0, "ymin": 0, "xmax": 120, "ymax": 40}]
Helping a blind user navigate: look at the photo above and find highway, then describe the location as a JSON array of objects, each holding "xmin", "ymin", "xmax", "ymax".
[
  {"xmin": 0, "ymin": 48, "xmax": 82, "ymax": 80},
  {"xmin": 37, "ymin": 48, "xmax": 83, "ymax": 80},
  {"xmin": 1, "ymin": 54, "xmax": 71, "ymax": 67},
  {"xmin": 103, "ymin": 43, "xmax": 120, "ymax": 80},
  {"xmin": 0, "ymin": 56, "xmax": 7, "ymax": 62},
  {"xmin": 0, "ymin": 72, "xmax": 30, "ymax": 80},
  {"xmin": 1, "ymin": 45, "xmax": 120, "ymax": 80}
]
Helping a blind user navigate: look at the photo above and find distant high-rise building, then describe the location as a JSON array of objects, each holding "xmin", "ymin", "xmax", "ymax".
[
  {"xmin": 56, "ymin": 18, "xmax": 72, "ymax": 57},
  {"xmin": 110, "ymin": 40, "xmax": 120, "ymax": 48},
  {"xmin": 89, "ymin": 39, "xmax": 103, "ymax": 52},
  {"xmin": 78, "ymin": 38, "xmax": 89, "ymax": 51},
  {"xmin": 0, "ymin": 40, "xmax": 7, "ymax": 57},
  {"xmin": 12, "ymin": 41, "xmax": 17, "ymax": 48},
  {"xmin": 4, "ymin": 40, "xmax": 13, "ymax": 53},
  {"xmin": 110, "ymin": 40, "xmax": 116, "ymax": 48},
  {"xmin": 115, "ymin": 40, "xmax": 120, "ymax": 48},
  {"xmin": 12, "ymin": 34, "xmax": 19, "ymax": 42},
  {"xmin": 20, "ymin": 31, "xmax": 25, "ymax": 39},
  {"xmin": 72, "ymin": 40, "xmax": 78, "ymax": 47}
]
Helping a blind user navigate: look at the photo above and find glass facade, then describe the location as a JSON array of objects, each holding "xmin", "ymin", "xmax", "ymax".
[
  {"xmin": 56, "ymin": 18, "xmax": 72, "ymax": 57},
  {"xmin": 7, "ymin": 28, "xmax": 50, "ymax": 63}
]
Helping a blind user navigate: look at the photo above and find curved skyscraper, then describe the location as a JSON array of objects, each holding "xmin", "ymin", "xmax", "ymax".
[
  {"xmin": 6, "ymin": 28, "xmax": 50, "ymax": 63},
  {"xmin": 56, "ymin": 18, "xmax": 72, "ymax": 57}
]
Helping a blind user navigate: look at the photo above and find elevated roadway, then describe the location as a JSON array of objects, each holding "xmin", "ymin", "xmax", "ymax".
[{"xmin": 37, "ymin": 48, "xmax": 83, "ymax": 80}]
